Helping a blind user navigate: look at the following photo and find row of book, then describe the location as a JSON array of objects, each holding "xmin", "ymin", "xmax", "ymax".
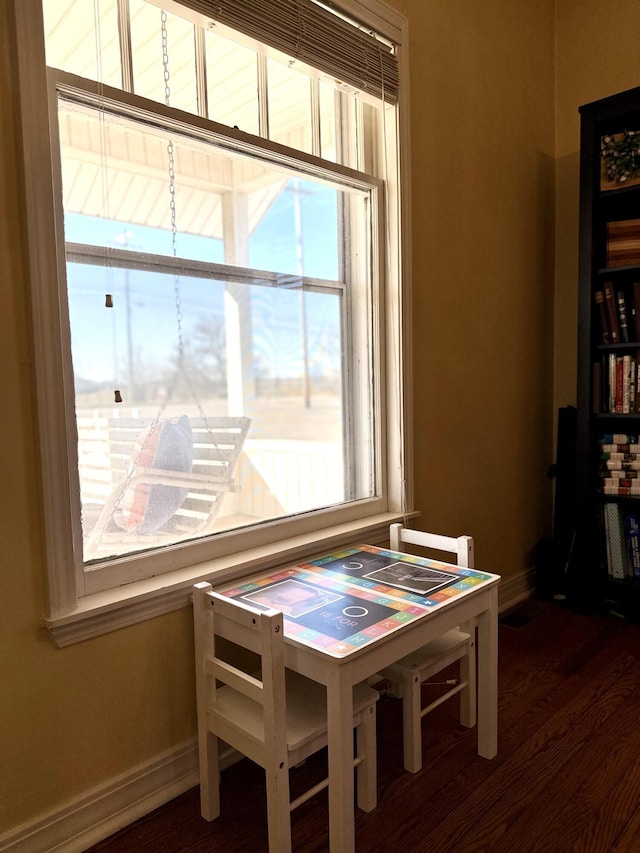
[
  {"xmin": 600, "ymin": 501, "xmax": 640, "ymax": 580},
  {"xmin": 592, "ymin": 352, "xmax": 640, "ymax": 413},
  {"xmin": 594, "ymin": 279, "xmax": 640, "ymax": 344},
  {"xmin": 599, "ymin": 434, "xmax": 640, "ymax": 497}
]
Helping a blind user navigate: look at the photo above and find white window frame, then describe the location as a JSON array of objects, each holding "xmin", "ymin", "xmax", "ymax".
[{"xmin": 14, "ymin": 0, "xmax": 413, "ymax": 646}]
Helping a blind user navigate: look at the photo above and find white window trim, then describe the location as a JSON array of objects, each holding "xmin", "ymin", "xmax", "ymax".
[{"xmin": 14, "ymin": 0, "xmax": 413, "ymax": 646}]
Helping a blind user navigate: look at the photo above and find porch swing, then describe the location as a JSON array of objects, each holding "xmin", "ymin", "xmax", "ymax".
[{"xmin": 84, "ymin": 9, "xmax": 250, "ymax": 560}]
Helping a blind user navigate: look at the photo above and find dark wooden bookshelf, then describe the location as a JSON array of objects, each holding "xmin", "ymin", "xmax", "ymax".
[{"xmin": 576, "ymin": 84, "xmax": 640, "ymax": 619}]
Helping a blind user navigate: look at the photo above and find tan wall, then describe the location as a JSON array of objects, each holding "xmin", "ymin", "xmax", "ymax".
[
  {"xmin": 0, "ymin": 0, "xmax": 625, "ymax": 839},
  {"xmin": 401, "ymin": 0, "xmax": 556, "ymax": 574}
]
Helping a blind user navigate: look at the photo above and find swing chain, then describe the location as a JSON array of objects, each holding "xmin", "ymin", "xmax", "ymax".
[
  {"xmin": 161, "ymin": 10, "xmax": 185, "ymax": 373},
  {"xmin": 160, "ymin": 11, "xmax": 226, "ymax": 457}
]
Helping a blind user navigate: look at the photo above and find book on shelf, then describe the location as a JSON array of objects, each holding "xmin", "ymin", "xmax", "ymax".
[
  {"xmin": 604, "ymin": 459, "xmax": 640, "ymax": 470},
  {"xmin": 602, "ymin": 354, "xmax": 633, "ymax": 412},
  {"xmin": 603, "ymin": 484, "xmax": 640, "ymax": 496},
  {"xmin": 624, "ymin": 510, "xmax": 640, "ymax": 578},
  {"xmin": 604, "ymin": 502, "xmax": 629, "ymax": 579},
  {"xmin": 608, "ymin": 353, "xmax": 616, "ymax": 412},
  {"xmin": 634, "ymin": 282, "xmax": 640, "ymax": 340},
  {"xmin": 617, "ymin": 290, "xmax": 630, "ymax": 341},
  {"xmin": 601, "ymin": 450, "xmax": 640, "ymax": 461},
  {"xmin": 603, "ymin": 469, "xmax": 640, "ymax": 479},
  {"xmin": 600, "ymin": 434, "xmax": 640, "ymax": 444},
  {"xmin": 600, "ymin": 443, "xmax": 640, "ymax": 453},
  {"xmin": 594, "ymin": 290, "xmax": 609, "ymax": 344},
  {"xmin": 603, "ymin": 477, "xmax": 640, "ymax": 487},
  {"xmin": 603, "ymin": 281, "xmax": 620, "ymax": 342},
  {"xmin": 616, "ymin": 356, "xmax": 624, "ymax": 412},
  {"xmin": 624, "ymin": 354, "xmax": 631, "ymax": 411}
]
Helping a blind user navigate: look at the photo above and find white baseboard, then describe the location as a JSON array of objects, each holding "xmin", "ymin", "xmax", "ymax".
[
  {"xmin": 1, "ymin": 568, "xmax": 535, "ymax": 853},
  {"xmin": 0, "ymin": 739, "xmax": 199, "ymax": 853}
]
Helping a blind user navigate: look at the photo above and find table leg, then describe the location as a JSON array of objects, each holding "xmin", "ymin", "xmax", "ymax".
[
  {"xmin": 476, "ymin": 588, "xmax": 498, "ymax": 759},
  {"xmin": 326, "ymin": 668, "xmax": 356, "ymax": 852}
]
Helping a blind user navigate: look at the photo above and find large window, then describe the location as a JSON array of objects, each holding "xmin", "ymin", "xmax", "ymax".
[{"xmin": 16, "ymin": 0, "xmax": 410, "ymax": 636}]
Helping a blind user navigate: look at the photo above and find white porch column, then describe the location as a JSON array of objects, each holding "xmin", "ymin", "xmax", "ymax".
[{"xmin": 222, "ymin": 190, "xmax": 255, "ymax": 415}]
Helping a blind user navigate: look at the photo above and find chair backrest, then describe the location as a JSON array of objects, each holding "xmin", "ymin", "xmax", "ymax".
[
  {"xmin": 390, "ymin": 522, "xmax": 474, "ymax": 568},
  {"xmin": 193, "ymin": 581, "xmax": 287, "ymax": 766}
]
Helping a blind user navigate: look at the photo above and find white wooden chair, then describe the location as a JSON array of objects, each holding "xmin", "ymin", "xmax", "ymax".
[
  {"xmin": 193, "ymin": 581, "xmax": 379, "ymax": 852},
  {"xmin": 378, "ymin": 522, "xmax": 476, "ymax": 773}
]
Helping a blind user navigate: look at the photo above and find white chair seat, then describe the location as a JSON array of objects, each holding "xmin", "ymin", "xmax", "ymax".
[
  {"xmin": 380, "ymin": 628, "xmax": 471, "ymax": 682},
  {"xmin": 209, "ymin": 673, "xmax": 379, "ymax": 758}
]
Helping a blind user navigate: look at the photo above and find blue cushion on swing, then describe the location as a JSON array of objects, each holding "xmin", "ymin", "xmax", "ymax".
[{"xmin": 115, "ymin": 415, "xmax": 194, "ymax": 534}]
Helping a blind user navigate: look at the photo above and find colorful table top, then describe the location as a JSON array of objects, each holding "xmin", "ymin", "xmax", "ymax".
[{"xmin": 218, "ymin": 544, "xmax": 500, "ymax": 658}]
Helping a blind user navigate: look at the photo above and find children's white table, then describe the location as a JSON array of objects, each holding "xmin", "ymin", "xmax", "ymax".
[{"xmin": 216, "ymin": 544, "xmax": 501, "ymax": 852}]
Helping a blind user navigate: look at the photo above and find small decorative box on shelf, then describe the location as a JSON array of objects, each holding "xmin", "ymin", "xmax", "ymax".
[{"xmin": 601, "ymin": 130, "xmax": 640, "ymax": 192}]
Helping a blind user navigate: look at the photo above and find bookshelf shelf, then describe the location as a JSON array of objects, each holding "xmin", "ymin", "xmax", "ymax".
[
  {"xmin": 601, "ymin": 185, "xmax": 640, "ymax": 199},
  {"xmin": 596, "ymin": 342, "xmax": 640, "ymax": 351},
  {"xmin": 597, "ymin": 265, "xmax": 640, "ymax": 276},
  {"xmin": 593, "ymin": 413, "xmax": 640, "ymax": 418},
  {"xmin": 577, "ymin": 85, "xmax": 640, "ymax": 618}
]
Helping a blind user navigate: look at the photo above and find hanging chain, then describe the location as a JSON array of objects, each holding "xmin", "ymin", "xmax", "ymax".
[
  {"xmin": 161, "ymin": 10, "xmax": 226, "ymax": 455},
  {"xmin": 162, "ymin": 11, "xmax": 185, "ymax": 373},
  {"xmin": 101, "ymin": 12, "xmax": 181, "ymax": 541}
]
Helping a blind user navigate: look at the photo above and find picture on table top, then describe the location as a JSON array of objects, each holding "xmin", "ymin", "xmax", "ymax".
[
  {"xmin": 363, "ymin": 561, "xmax": 459, "ymax": 595},
  {"xmin": 242, "ymin": 579, "xmax": 344, "ymax": 618}
]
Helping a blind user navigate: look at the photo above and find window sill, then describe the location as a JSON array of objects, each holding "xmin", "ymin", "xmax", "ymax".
[{"xmin": 44, "ymin": 512, "xmax": 413, "ymax": 647}]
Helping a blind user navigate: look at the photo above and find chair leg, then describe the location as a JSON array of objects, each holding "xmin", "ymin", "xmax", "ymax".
[
  {"xmin": 403, "ymin": 671, "xmax": 423, "ymax": 774},
  {"xmin": 356, "ymin": 704, "xmax": 378, "ymax": 812},
  {"xmin": 265, "ymin": 759, "xmax": 293, "ymax": 853},
  {"xmin": 199, "ymin": 730, "xmax": 221, "ymax": 821},
  {"xmin": 459, "ymin": 620, "xmax": 477, "ymax": 728}
]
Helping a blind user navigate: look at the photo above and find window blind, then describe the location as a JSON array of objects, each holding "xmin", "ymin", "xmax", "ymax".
[{"xmin": 172, "ymin": 0, "xmax": 399, "ymax": 103}]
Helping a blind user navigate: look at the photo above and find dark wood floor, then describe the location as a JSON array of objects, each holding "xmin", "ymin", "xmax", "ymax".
[{"xmin": 87, "ymin": 598, "xmax": 640, "ymax": 852}]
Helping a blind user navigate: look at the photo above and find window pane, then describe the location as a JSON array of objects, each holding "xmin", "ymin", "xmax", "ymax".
[
  {"xmin": 335, "ymin": 91, "xmax": 359, "ymax": 170},
  {"xmin": 361, "ymin": 102, "xmax": 382, "ymax": 175},
  {"xmin": 267, "ymin": 58, "xmax": 312, "ymax": 153},
  {"xmin": 129, "ymin": 0, "xmax": 198, "ymax": 114},
  {"xmin": 57, "ymin": 93, "xmax": 376, "ymax": 566},
  {"xmin": 43, "ymin": 0, "xmax": 122, "ymax": 87},
  {"xmin": 320, "ymin": 80, "xmax": 338, "ymax": 164},
  {"xmin": 205, "ymin": 31, "xmax": 259, "ymax": 136},
  {"xmin": 71, "ymin": 263, "xmax": 349, "ymax": 562},
  {"xmin": 249, "ymin": 179, "xmax": 339, "ymax": 280}
]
